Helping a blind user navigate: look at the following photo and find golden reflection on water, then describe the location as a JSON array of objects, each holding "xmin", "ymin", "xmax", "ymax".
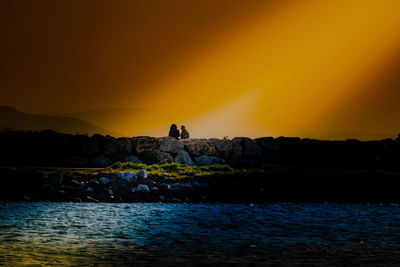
[{"xmin": 0, "ymin": 242, "xmax": 105, "ymax": 266}]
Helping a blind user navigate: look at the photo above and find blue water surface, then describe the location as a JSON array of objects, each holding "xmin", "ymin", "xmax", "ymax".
[{"xmin": 1, "ymin": 202, "xmax": 400, "ymax": 265}]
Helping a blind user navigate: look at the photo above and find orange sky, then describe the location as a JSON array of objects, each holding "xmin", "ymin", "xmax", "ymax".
[{"xmin": 1, "ymin": 0, "xmax": 400, "ymax": 139}]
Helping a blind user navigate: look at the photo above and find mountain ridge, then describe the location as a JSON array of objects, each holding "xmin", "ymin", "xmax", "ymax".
[
  {"xmin": 0, "ymin": 106, "xmax": 120, "ymax": 136},
  {"xmin": 48, "ymin": 107, "xmax": 169, "ymax": 137}
]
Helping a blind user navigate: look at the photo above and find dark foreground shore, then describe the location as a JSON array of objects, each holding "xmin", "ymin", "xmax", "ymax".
[
  {"xmin": 1, "ymin": 163, "xmax": 400, "ymax": 203},
  {"xmin": 1, "ymin": 130, "xmax": 400, "ymax": 203}
]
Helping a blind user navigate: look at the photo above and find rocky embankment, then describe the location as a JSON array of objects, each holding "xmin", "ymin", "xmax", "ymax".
[
  {"xmin": 1, "ymin": 130, "xmax": 400, "ymax": 169},
  {"xmin": 1, "ymin": 166, "xmax": 400, "ymax": 203},
  {"xmin": 2, "ymin": 130, "xmax": 400, "ymax": 203}
]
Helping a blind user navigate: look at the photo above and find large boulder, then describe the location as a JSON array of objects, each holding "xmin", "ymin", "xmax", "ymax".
[
  {"xmin": 230, "ymin": 138, "xmax": 243, "ymax": 159},
  {"xmin": 196, "ymin": 155, "xmax": 224, "ymax": 165},
  {"xmin": 175, "ymin": 150, "xmax": 195, "ymax": 166},
  {"xmin": 180, "ymin": 139, "xmax": 216, "ymax": 156},
  {"xmin": 158, "ymin": 137, "xmax": 184, "ymax": 154},
  {"xmin": 131, "ymin": 137, "xmax": 160, "ymax": 154},
  {"xmin": 117, "ymin": 170, "xmax": 147, "ymax": 182},
  {"xmin": 116, "ymin": 138, "xmax": 132, "ymax": 157},
  {"xmin": 136, "ymin": 170, "xmax": 148, "ymax": 179},
  {"xmin": 136, "ymin": 184, "xmax": 150, "ymax": 193},
  {"xmin": 124, "ymin": 154, "xmax": 142, "ymax": 164},
  {"xmin": 103, "ymin": 138, "xmax": 115, "ymax": 157},
  {"xmin": 117, "ymin": 171, "xmax": 137, "ymax": 182},
  {"xmin": 102, "ymin": 137, "xmax": 119, "ymax": 158},
  {"xmin": 90, "ymin": 155, "xmax": 113, "ymax": 167},
  {"xmin": 232, "ymin": 137, "xmax": 263, "ymax": 158},
  {"xmin": 156, "ymin": 151, "xmax": 174, "ymax": 164},
  {"xmin": 255, "ymin": 137, "xmax": 280, "ymax": 153},
  {"xmin": 242, "ymin": 138, "xmax": 263, "ymax": 158},
  {"xmin": 102, "ymin": 137, "xmax": 132, "ymax": 160},
  {"xmin": 209, "ymin": 139, "xmax": 233, "ymax": 158}
]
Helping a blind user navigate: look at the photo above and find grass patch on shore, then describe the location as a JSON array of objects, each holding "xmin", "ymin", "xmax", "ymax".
[
  {"xmin": 107, "ymin": 162, "xmax": 236, "ymax": 179},
  {"xmin": 13, "ymin": 163, "xmax": 397, "ymax": 182}
]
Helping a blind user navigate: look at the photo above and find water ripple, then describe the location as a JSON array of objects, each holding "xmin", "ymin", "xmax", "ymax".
[{"xmin": 1, "ymin": 202, "xmax": 400, "ymax": 265}]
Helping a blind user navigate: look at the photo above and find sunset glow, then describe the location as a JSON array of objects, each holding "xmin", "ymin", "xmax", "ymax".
[
  {"xmin": 146, "ymin": 0, "xmax": 400, "ymax": 138},
  {"xmin": 1, "ymin": 0, "xmax": 400, "ymax": 139}
]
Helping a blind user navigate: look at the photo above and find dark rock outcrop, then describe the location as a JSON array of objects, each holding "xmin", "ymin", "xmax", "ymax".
[
  {"xmin": 2, "ymin": 167, "xmax": 400, "ymax": 203},
  {"xmin": 131, "ymin": 136, "xmax": 160, "ymax": 154},
  {"xmin": 102, "ymin": 137, "xmax": 131, "ymax": 160},
  {"xmin": 209, "ymin": 139, "xmax": 233, "ymax": 158},
  {"xmin": 181, "ymin": 139, "xmax": 216, "ymax": 157},
  {"xmin": 233, "ymin": 137, "xmax": 263, "ymax": 158},
  {"xmin": 159, "ymin": 137, "xmax": 184, "ymax": 154},
  {"xmin": 156, "ymin": 151, "xmax": 174, "ymax": 164},
  {"xmin": 196, "ymin": 155, "xmax": 224, "ymax": 166},
  {"xmin": 175, "ymin": 150, "xmax": 195, "ymax": 166},
  {"xmin": 1, "ymin": 129, "xmax": 400, "ymax": 170},
  {"xmin": 90, "ymin": 155, "xmax": 113, "ymax": 167},
  {"xmin": 77, "ymin": 135, "xmax": 101, "ymax": 156}
]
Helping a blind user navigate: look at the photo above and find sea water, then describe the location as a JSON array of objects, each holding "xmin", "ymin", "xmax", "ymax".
[{"xmin": 1, "ymin": 202, "xmax": 400, "ymax": 265}]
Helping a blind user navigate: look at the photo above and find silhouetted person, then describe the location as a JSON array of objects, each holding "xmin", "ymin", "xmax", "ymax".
[
  {"xmin": 180, "ymin": 125, "xmax": 190, "ymax": 139},
  {"xmin": 169, "ymin": 124, "xmax": 180, "ymax": 139}
]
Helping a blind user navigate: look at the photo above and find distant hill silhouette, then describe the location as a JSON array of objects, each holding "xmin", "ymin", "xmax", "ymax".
[
  {"xmin": 51, "ymin": 108, "xmax": 167, "ymax": 136},
  {"xmin": 0, "ymin": 106, "xmax": 119, "ymax": 136}
]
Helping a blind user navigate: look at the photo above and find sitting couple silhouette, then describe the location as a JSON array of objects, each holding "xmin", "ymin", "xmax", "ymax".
[{"xmin": 169, "ymin": 124, "xmax": 189, "ymax": 140}]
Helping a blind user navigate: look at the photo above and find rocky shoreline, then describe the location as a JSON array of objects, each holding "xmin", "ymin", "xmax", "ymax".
[
  {"xmin": 1, "ymin": 129, "xmax": 400, "ymax": 203},
  {"xmin": 1, "ymin": 164, "xmax": 400, "ymax": 203},
  {"xmin": 1, "ymin": 129, "xmax": 400, "ymax": 170}
]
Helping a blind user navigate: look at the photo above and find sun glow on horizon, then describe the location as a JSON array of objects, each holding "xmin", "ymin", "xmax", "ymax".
[
  {"xmin": 135, "ymin": 0, "xmax": 400, "ymax": 139},
  {"xmin": 135, "ymin": 89, "xmax": 272, "ymax": 138},
  {"xmin": 2, "ymin": 0, "xmax": 400, "ymax": 139}
]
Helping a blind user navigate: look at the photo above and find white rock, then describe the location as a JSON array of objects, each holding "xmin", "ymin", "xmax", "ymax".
[
  {"xmin": 117, "ymin": 172, "xmax": 137, "ymax": 182},
  {"xmin": 136, "ymin": 184, "xmax": 150, "ymax": 193},
  {"xmin": 117, "ymin": 170, "xmax": 147, "ymax": 182},
  {"xmin": 174, "ymin": 150, "xmax": 195, "ymax": 166},
  {"xmin": 136, "ymin": 170, "xmax": 147, "ymax": 179}
]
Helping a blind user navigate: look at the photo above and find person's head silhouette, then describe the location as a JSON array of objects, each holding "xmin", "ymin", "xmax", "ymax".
[
  {"xmin": 168, "ymin": 124, "xmax": 180, "ymax": 139},
  {"xmin": 180, "ymin": 125, "xmax": 190, "ymax": 139}
]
